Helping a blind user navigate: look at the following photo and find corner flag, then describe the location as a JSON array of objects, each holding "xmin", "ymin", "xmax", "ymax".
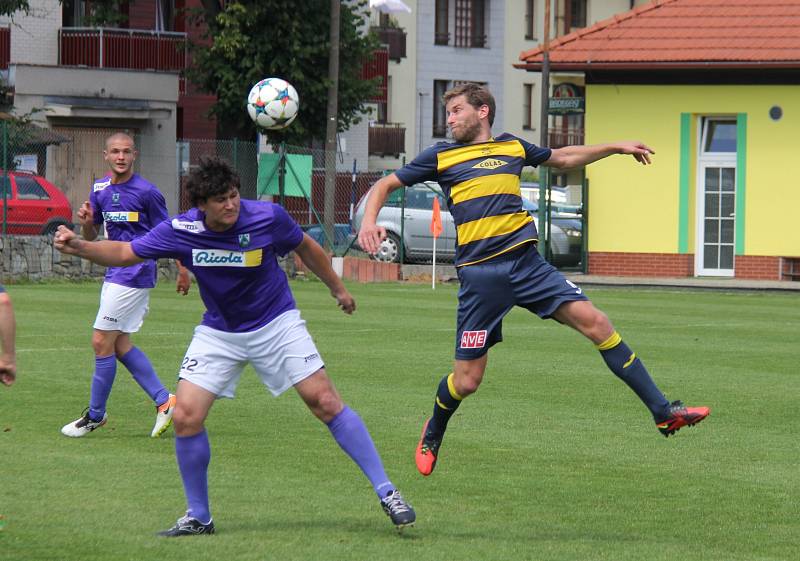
[{"xmin": 430, "ymin": 197, "xmax": 443, "ymax": 238}]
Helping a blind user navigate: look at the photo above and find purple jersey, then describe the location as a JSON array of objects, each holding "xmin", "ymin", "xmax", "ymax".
[
  {"xmin": 131, "ymin": 199, "xmax": 304, "ymax": 333},
  {"xmin": 90, "ymin": 174, "xmax": 169, "ymax": 288}
]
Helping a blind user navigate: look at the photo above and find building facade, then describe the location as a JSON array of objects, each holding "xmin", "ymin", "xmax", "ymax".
[{"xmin": 518, "ymin": 0, "xmax": 800, "ymax": 280}]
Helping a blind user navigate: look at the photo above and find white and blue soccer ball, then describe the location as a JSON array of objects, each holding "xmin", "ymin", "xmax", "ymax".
[{"xmin": 247, "ymin": 77, "xmax": 300, "ymax": 130}]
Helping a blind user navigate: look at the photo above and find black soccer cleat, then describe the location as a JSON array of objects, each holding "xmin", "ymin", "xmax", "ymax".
[
  {"xmin": 158, "ymin": 514, "xmax": 215, "ymax": 537},
  {"xmin": 656, "ymin": 400, "xmax": 710, "ymax": 437},
  {"xmin": 381, "ymin": 490, "xmax": 416, "ymax": 530}
]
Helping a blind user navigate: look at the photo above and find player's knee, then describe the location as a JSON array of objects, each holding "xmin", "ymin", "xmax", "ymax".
[
  {"xmin": 313, "ymin": 389, "xmax": 343, "ymax": 421},
  {"xmin": 453, "ymin": 370, "xmax": 482, "ymax": 396},
  {"xmin": 173, "ymin": 403, "xmax": 203, "ymax": 433},
  {"xmin": 91, "ymin": 333, "xmax": 115, "ymax": 356}
]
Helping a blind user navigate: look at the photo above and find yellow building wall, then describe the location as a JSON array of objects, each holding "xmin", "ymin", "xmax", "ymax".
[{"xmin": 585, "ymin": 84, "xmax": 800, "ymax": 257}]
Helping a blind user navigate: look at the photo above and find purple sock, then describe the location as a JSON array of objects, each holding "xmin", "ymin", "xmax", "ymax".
[
  {"xmin": 176, "ymin": 430, "xmax": 212, "ymax": 524},
  {"xmin": 88, "ymin": 354, "xmax": 117, "ymax": 421},
  {"xmin": 119, "ymin": 346, "xmax": 169, "ymax": 407},
  {"xmin": 326, "ymin": 406, "xmax": 395, "ymax": 498}
]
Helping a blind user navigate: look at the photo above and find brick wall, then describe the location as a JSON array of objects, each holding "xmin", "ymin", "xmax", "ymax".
[
  {"xmin": 293, "ymin": 255, "xmax": 399, "ymax": 283},
  {"xmin": 589, "ymin": 252, "xmax": 789, "ymax": 280},
  {"xmin": 588, "ymin": 252, "xmax": 694, "ymax": 277},
  {"xmin": 734, "ymin": 255, "xmax": 781, "ymax": 280},
  {"xmin": 4, "ymin": 0, "xmax": 61, "ymax": 65}
]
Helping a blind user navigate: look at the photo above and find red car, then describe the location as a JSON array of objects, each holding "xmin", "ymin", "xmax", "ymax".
[{"xmin": 0, "ymin": 171, "xmax": 73, "ymax": 235}]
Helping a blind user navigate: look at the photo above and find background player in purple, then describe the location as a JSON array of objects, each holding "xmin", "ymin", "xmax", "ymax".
[
  {"xmin": 61, "ymin": 132, "xmax": 191, "ymax": 439},
  {"xmin": 53, "ymin": 157, "xmax": 415, "ymax": 536},
  {"xmin": 359, "ymin": 83, "xmax": 710, "ymax": 477},
  {"xmin": 0, "ymin": 283, "xmax": 16, "ymax": 387}
]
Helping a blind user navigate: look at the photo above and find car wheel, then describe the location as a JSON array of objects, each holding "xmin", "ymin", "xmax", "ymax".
[
  {"xmin": 41, "ymin": 220, "xmax": 68, "ymax": 236},
  {"xmin": 372, "ymin": 232, "xmax": 402, "ymax": 263}
]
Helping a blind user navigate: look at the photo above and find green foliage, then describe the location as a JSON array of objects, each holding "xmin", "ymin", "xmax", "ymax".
[
  {"xmin": 188, "ymin": 0, "xmax": 380, "ymax": 143},
  {"xmin": 82, "ymin": 0, "xmax": 130, "ymax": 27},
  {"xmin": 0, "ymin": 0, "xmax": 30, "ymax": 18},
  {"xmin": 2, "ymin": 281, "xmax": 799, "ymax": 560}
]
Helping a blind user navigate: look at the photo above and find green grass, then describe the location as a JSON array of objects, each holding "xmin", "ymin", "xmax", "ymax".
[{"xmin": 1, "ymin": 280, "xmax": 797, "ymax": 561}]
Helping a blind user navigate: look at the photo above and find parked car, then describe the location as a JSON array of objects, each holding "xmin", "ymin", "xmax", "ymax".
[
  {"xmin": 353, "ymin": 182, "xmax": 582, "ymax": 267},
  {"xmin": 0, "ymin": 171, "xmax": 73, "ymax": 235}
]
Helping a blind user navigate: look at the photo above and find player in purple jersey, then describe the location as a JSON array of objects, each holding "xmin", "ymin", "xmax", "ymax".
[
  {"xmin": 61, "ymin": 133, "xmax": 191, "ymax": 439},
  {"xmin": 0, "ymin": 284, "xmax": 16, "ymax": 387},
  {"xmin": 53, "ymin": 157, "xmax": 415, "ymax": 535},
  {"xmin": 359, "ymin": 83, "xmax": 710, "ymax": 477}
]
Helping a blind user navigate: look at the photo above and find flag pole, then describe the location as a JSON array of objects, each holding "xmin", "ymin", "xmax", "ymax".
[{"xmin": 432, "ymin": 236, "xmax": 437, "ymax": 289}]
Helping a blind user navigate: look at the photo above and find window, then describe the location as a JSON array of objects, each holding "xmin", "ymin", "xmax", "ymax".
[
  {"xmin": 525, "ymin": 0, "xmax": 536, "ymax": 39},
  {"xmin": 155, "ymin": 0, "xmax": 176, "ymax": 32},
  {"xmin": 62, "ymin": 0, "xmax": 87, "ymax": 27},
  {"xmin": 433, "ymin": 80, "xmax": 450, "ymax": 137},
  {"xmin": 470, "ymin": 0, "xmax": 486, "ymax": 47},
  {"xmin": 702, "ymin": 118, "xmax": 737, "ymax": 153},
  {"xmin": 523, "ymin": 84, "xmax": 534, "ymax": 129},
  {"xmin": 15, "ymin": 177, "xmax": 49, "ymax": 200},
  {"xmin": 435, "ymin": 0, "xmax": 450, "ymax": 45},
  {"xmin": 454, "ymin": 0, "xmax": 486, "ymax": 48},
  {"xmin": 569, "ymin": 0, "xmax": 587, "ymax": 29}
]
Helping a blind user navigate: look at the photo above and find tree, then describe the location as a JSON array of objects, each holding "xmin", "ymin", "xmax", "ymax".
[{"xmin": 188, "ymin": 0, "xmax": 380, "ymax": 143}]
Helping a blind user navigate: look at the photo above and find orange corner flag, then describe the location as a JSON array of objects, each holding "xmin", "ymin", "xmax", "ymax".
[{"xmin": 430, "ymin": 197, "xmax": 443, "ymax": 238}]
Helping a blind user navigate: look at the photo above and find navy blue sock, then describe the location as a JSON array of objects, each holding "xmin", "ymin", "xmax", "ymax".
[
  {"xmin": 427, "ymin": 373, "xmax": 463, "ymax": 439},
  {"xmin": 597, "ymin": 331, "xmax": 670, "ymax": 420}
]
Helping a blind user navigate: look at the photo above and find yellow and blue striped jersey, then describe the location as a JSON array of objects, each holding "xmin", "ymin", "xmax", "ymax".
[{"xmin": 395, "ymin": 133, "xmax": 551, "ymax": 267}]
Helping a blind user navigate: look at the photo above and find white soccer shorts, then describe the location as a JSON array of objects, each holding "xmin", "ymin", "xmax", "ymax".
[
  {"xmin": 177, "ymin": 309, "xmax": 325, "ymax": 398},
  {"xmin": 93, "ymin": 282, "xmax": 150, "ymax": 333}
]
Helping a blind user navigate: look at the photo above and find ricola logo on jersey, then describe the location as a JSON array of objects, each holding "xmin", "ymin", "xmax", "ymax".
[
  {"xmin": 191, "ymin": 248, "xmax": 263, "ymax": 267},
  {"xmin": 103, "ymin": 211, "xmax": 139, "ymax": 222}
]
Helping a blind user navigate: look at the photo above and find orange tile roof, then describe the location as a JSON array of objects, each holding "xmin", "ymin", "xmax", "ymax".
[{"xmin": 518, "ymin": 0, "xmax": 800, "ymax": 69}]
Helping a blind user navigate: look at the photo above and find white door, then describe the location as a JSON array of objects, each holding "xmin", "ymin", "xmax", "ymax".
[
  {"xmin": 696, "ymin": 163, "xmax": 736, "ymax": 276},
  {"xmin": 695, "ymin": 117, "xmax": 737, "ymax": 277}
]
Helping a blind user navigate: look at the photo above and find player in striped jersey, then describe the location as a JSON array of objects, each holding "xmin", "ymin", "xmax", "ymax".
[{"xmin": 358, "ymin": 83, "xmax": 709, "ymax": 477}]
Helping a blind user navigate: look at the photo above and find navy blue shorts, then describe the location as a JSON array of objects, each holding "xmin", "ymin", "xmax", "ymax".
[{"xmin": 454, "ymin": 244, "xmax": 589, "ymax": 360}]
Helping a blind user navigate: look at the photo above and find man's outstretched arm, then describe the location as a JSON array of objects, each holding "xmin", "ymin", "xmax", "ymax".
[
  {"xmin": 357, "ymin": 173, "xmax": 405, "ymax": 255},
  {"xmin": 53, "ymin": 225, "xmax": 144, "ymax": 267},
  {"xmin": 293, "ymin": 233, "xmax": 355, "ymax": 315},
  {"xmin": 545, "ymin": 141, "xmax": 655, "ymax": 169}
]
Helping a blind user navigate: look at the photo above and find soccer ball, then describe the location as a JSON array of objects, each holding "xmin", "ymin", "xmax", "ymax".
[{"xmin": 246, "ymin": 77, "xmax": 300, "ymax": 130}]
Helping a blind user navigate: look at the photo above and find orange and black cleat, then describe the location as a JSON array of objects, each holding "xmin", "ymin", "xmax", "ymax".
[
  {"xmin": 415, "ymin": 418, "xmax": 442, "ymax": 476},
  {"xmin": 656, "ymin": 400, "xmax": 710, "ymax": 437}
]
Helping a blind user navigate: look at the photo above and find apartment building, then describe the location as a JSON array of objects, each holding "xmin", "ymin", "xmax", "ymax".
[
  {"xmin": 0, "ymin": 0, "xmax": 215, "ymax": 214},
  {"xmin": 364, "ymin": 0, "xmax": 645, "ymax": 173}
]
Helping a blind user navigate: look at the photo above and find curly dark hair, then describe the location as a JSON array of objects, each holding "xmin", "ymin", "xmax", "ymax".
[{"xmin": 185, "ymin": 157, "xmax": 241, "ymax": 206}]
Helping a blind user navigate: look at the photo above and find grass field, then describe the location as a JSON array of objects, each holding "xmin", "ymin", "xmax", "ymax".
[{"xmin": 0, "ymin": 279, "xmax": 797, "ymax": 561}]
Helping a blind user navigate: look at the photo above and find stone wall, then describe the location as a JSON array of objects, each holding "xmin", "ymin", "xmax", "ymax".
[{"xmin": 0, "ymin": 236, "xmax": 181, "ymax": 283}]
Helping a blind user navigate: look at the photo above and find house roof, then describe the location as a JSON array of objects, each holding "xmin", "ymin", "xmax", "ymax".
[{"xmin": 517, "ymin": 0, "xmax": 800, "ymax": 71}]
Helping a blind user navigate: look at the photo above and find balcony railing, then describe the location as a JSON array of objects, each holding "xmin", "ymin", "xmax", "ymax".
[
  {"xmin": 0, "ymin": 27, "xmax": 9, "ymax": 70},
  {"xmin": 59, "ymin": 27, "xmax": 186, "ymax": 72},
  {"xmin": 369, "ymin": 123, "xmax": 405, "ymax": 156},
  {"xmin": 371, "ymin": 26, "xmax": 406, "ymax": 61},
  {"xmin": 548, "ymin": 129, "xmax": 584, "ymax": 148},
  {"xmin": 361, "ymin": 48, "xmax": 388, "ymax": 103}
]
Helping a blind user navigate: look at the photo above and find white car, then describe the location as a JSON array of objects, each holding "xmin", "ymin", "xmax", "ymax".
[{"xmin": 354, "ymin": 182, "xmax": 580, "ymax": 266}]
